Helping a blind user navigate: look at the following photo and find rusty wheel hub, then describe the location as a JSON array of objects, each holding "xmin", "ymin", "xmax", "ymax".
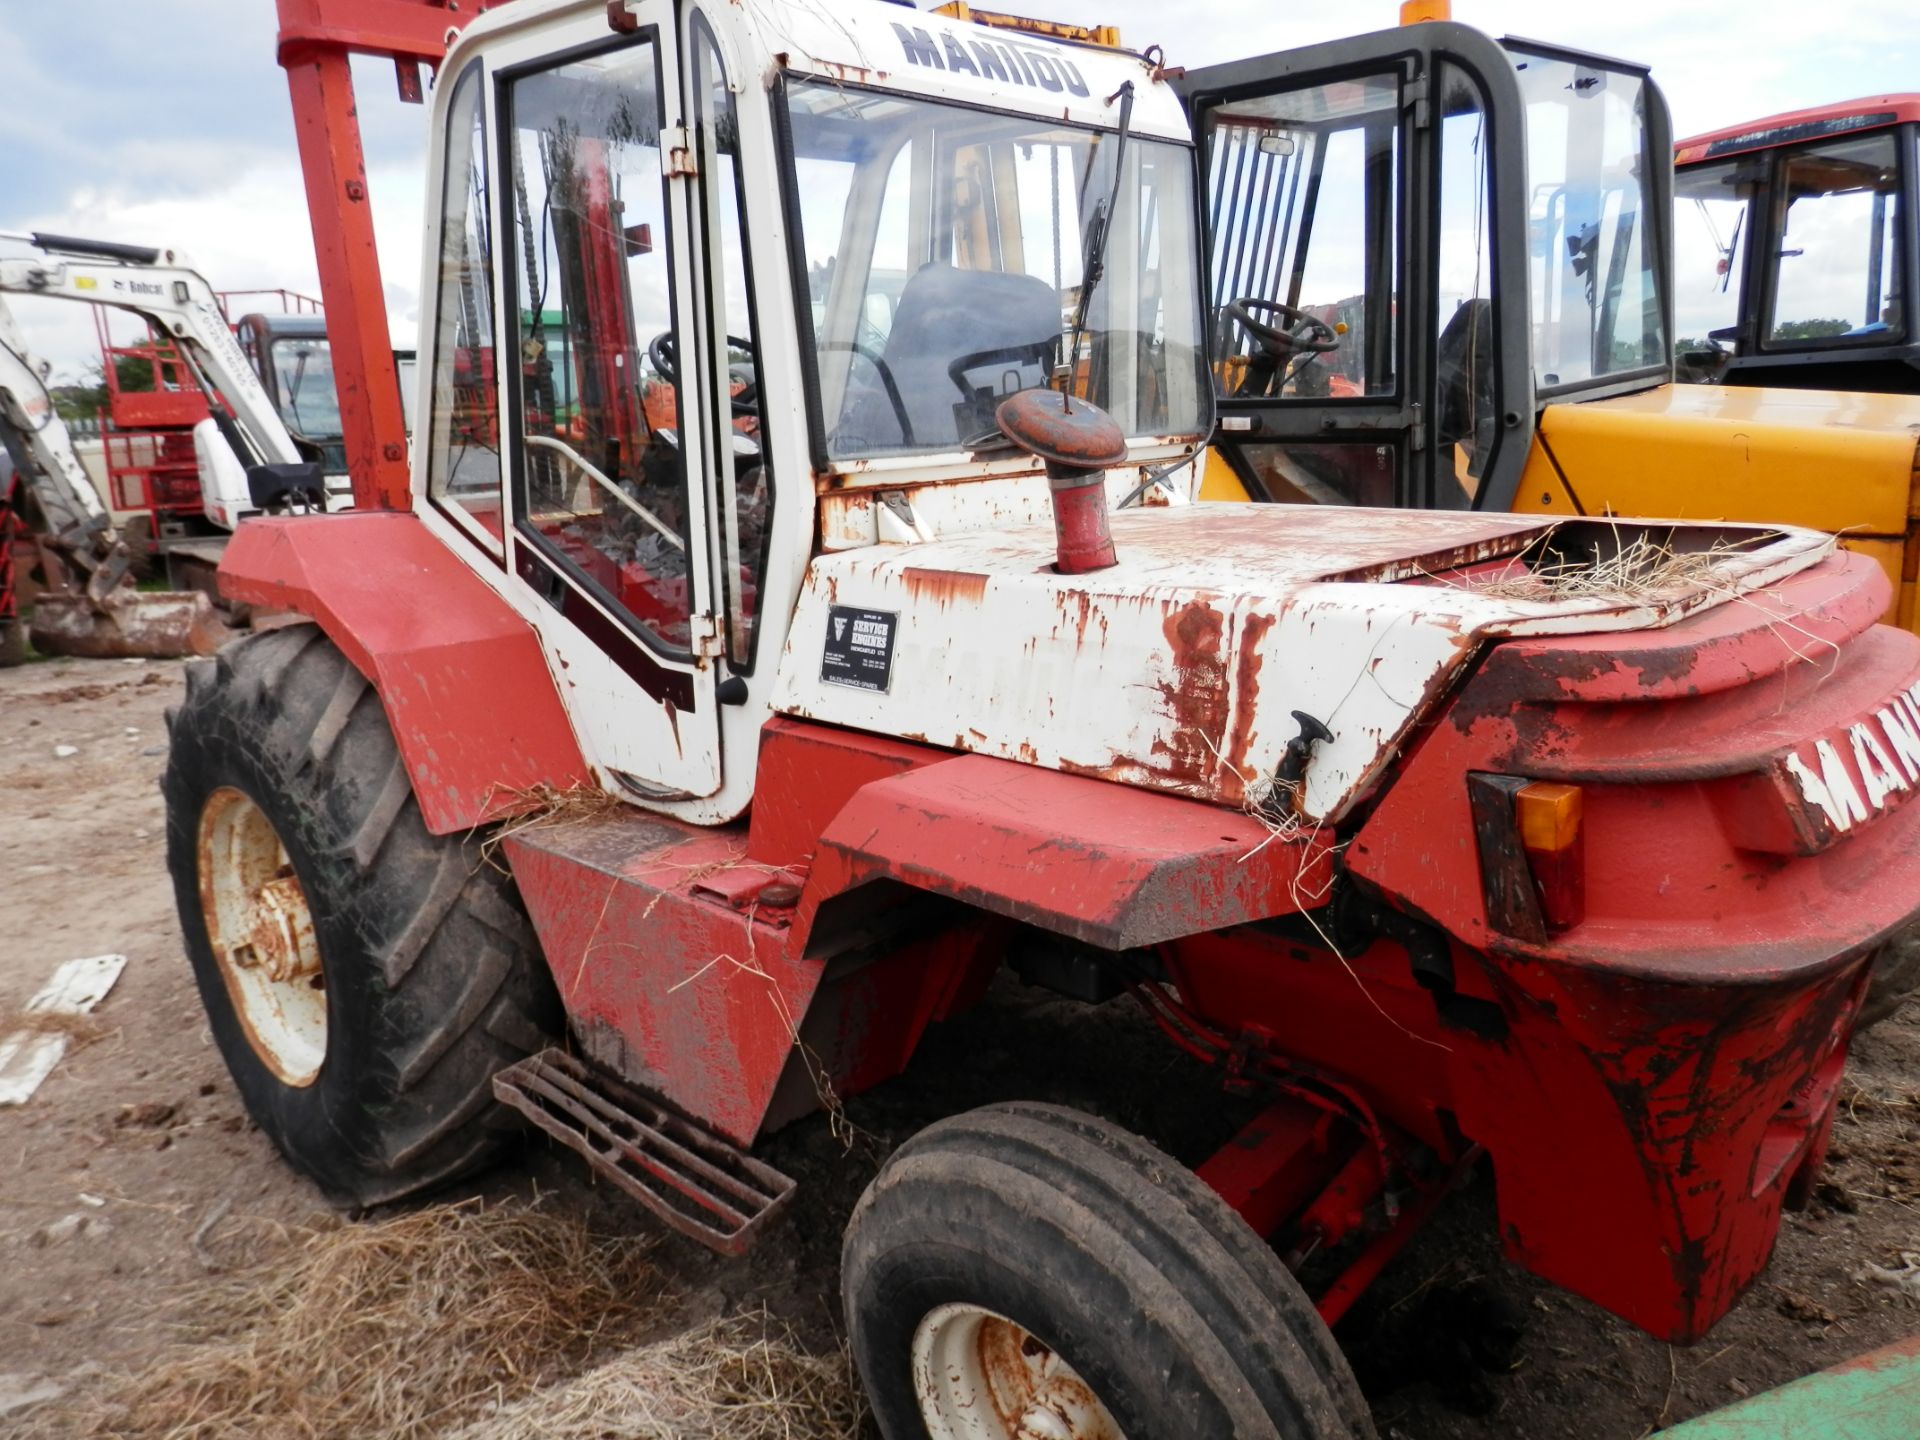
[
  {"xmin": 197, "ymin": 787, "xmax": 327, "ymax": 1086},
  {"xmin": 912, "ymin": 1304, "xmax": 1127, "ymax": 1440}
]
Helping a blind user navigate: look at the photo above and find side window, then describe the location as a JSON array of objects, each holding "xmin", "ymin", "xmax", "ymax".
[
  {"xmin": 1673, "ymin": 157, "xmax": 1753, "ymax": 351},
  {"xmin": 1769, "ymin": 132, "xmax": 1904, "ymax": 344},
  {"xmin": 1205, "ymin": 75, "xmax": 1401, "ymax": 402},
  {"xmin": 1433, "ymin": 65, "xmax": 1494, "ymax": 505},
  {"xmin": 505, "ymin": 40, "xmax": 694, "ymax": 651},
  {"xmin": 690, "ymin": 14, "xmax": 771, "ymax": 669},
  {"xmin": 425, "ymin": 62, "xmax": 505, "ymax": 550},
  {"xmin": 1514, "ymin": 54, "xmax": 1666, "ymax": 385}
]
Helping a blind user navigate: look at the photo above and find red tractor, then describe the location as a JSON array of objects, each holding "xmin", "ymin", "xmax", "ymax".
[{"xmin": 165, "ymin": 2, "xmax": 1920, "ymax": 1435}]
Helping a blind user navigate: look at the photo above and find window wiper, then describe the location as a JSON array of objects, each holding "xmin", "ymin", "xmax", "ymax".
[
  {"xmin": 1718, "ymin": 207, "xmax": 1745, "ymax": 295},
  {"xmin": 1061, "ymin": 80, "xmax": 1135, "ymax": 413}
]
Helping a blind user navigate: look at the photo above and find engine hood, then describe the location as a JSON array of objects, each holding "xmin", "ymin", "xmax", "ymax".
[
  {"xmin": 771, "ymin": 504, "xmax": 1835, "ymax": 822},
  {"xmin": 1538, "ymin": 384, "xmax": 1920, "ymax": 537}
]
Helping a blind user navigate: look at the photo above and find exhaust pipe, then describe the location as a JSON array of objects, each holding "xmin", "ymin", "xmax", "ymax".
[{"xmin": 994, "ymin": 389, "xmax": 1128, "ymax": 574}]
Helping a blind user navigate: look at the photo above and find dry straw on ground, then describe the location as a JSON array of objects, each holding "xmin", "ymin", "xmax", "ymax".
[
  {"xmin": 21, "ymin": 1197, "xmax": 865, "ymax": 1440},
  {"xmin": 449, "ymin": 1313, "xmax": 865, "ymax": 1440},
  {"xmin": 19, "ymin": 1199, "xmax": 663, "ymax": 1440},
  {"xmin": 0, "ymin": 1007, "xmax": 113, "ymax": 1046}
]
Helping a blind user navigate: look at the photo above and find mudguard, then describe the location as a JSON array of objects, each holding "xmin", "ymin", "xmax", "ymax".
[{"xmin": 218, "ymin": 513, "xmax": 588, "ymax": 833}]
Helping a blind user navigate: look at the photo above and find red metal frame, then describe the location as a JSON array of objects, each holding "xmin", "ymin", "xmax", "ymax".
[
  {"xmin": 216, "ymin": 288, "xmax": 326, "ymax": 320},
  {"xmin": 275, "ymin": 0, "xmax": 512, "ymax": 512},
  {"xmin": 88, "ymin": 307, "xmax": 217, "ymax": 546}
]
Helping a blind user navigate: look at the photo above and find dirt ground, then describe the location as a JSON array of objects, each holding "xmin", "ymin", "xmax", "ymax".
[{"xmin": 2, "ymin": 652, "xmax": 1917, "ymax": 1437}]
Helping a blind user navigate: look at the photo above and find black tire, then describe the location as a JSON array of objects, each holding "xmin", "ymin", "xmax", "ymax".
[
  {"xmin": 163, "ymin": 623, "xmax": 560, "ymax": 1206},
  {"xmin": 844, "ymin": 1101, "xmax": 1376, "ymax": 1440},
  {"xmin": 1858, "ymin": 938, "xmax": 1920, "ymax": 1032},
  {"xmin": 0, "ymin": 616, "xmax": 28, "ymax": 667}
]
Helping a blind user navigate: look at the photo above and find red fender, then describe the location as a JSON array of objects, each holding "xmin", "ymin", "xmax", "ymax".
[{"xmin": 219, "ymin": 513, "xmax": 588, "ymax": 832}]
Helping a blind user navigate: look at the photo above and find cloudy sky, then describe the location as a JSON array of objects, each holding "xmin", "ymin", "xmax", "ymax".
[{"xmin": 1, "ymin": 0, "xmax": 1912, "ymax": 380}]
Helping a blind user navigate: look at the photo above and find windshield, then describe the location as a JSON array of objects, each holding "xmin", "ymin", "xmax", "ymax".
[
  {"xmin": 782, "ymin": 79, "xmax": 1207, "ymax": 460},
  {"xmin": 1672, "ymin": 155, "xmax": 1756, "ymax": 355},
  {"xmin": 1511, "ymin": 49, "xmax": 1667, "ymax": 388},
  {"xmin": 1766, "ymin": 130, "xmax": 1906, "ymax": 347},
  {"xmin": 267, "ymin": 336, "xmax": 343, "ymax": 442}
]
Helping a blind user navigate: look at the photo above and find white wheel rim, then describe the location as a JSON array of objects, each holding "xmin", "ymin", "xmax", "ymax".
[
  {"xmin": 198, "ymin": 786, "xmax": 327, "ymax": 1086},
  {"xmin": 911, "ymin": 1303, "xmax": 1128, "ymax": 1440}
]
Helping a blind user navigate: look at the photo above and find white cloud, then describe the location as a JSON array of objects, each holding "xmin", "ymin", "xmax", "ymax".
[{"xmin": 5, "ymin": 157, "xmax": 425, "ymax": 385}]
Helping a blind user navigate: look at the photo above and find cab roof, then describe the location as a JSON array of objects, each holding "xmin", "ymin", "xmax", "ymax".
[
  {"xmin": 450, "ymin": 0, "xmax": 1190, "ymax": 143},
  {"xmin": 1677, "ymin": 95, "xmax": 1920, "ymax": 164}
]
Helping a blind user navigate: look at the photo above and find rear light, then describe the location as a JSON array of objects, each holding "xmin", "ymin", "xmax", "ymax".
[
  {"xmin": 1466, "ymin": 774, "xmax": 1585, "ymax": 941},
  {"xmin": 1516, "ymin": 781, "xmax": 1584, "ymax": 930}
]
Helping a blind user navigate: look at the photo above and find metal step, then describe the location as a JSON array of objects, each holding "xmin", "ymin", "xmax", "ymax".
[{"xmin": 492, "ymin": 1049, "xmax": 796, "ymax": 1255}]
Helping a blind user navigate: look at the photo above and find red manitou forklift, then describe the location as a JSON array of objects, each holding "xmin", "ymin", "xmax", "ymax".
[{"xmin": 166, "ymin": 1, "xmax": 1920, "ymax": 1434}]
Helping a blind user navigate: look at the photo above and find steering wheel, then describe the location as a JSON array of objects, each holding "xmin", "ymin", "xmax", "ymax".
[
  {"xmin": 945, "ymin": 341, "xmax": 1057, "ymax": 400},
  {"xmin": 647, "ymin": 332, "xmax": 759, "ymax": 416},
  {"xmin": 1226, "ymin": 298, "xmax": 1342, "ymax": 356}
]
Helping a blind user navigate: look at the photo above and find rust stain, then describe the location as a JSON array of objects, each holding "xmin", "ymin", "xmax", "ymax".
[
  {"xmin": 1225, "ymin": 610, "xmax": 1276, "ymax": 780},
  {"xmin": 901, "ymin": 566, "xmax": 989, "ymax": 607},
  {"xmin": 1153, "ymin": 600, "xmax": 1233, "ymax": 798},
  {"xmin": 1055, "ymin": 587, "xmax": 1102, "ymax": 646}
]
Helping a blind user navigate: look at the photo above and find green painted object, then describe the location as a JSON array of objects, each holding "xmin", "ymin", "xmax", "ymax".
[{"xmin": 1659, "ymin": 1336, "xmax": 1920, "ymax": 1439}]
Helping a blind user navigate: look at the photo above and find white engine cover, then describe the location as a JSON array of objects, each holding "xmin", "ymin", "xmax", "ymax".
[{"xmin": 771, "ymin": 504, "xmax": 1834, "ymax": 822}]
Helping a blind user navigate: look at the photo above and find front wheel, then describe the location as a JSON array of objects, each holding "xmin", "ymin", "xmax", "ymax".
[
  {"xmin": 164, "ymin": 624, "xmax": 560, "ymax": 1206},
  {"xmin": 843, "ymin": 1102, "xmax": 1375, "ymax": 1440}
]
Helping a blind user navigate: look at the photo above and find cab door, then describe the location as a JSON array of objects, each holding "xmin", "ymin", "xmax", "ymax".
[
  {"xmin": 1176, "ymin": 23, "xmax": 1535, "ymax": 511},
  {"xmin": 490, "ymin": 10, "xmax": 723, "ymax": 798}
]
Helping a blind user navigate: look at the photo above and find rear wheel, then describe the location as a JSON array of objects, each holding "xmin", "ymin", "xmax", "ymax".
[
  {"xmin": 843, "ymin": 1102, "xmax": 1375, "ymax": 1440},
  {"xmin": 164, "ymin": 624, "xmax": 560, "ymax": 1206},
  {"xmin": 1859, "ymin": 937, "xmax": 1920, "ymax": 1031}
]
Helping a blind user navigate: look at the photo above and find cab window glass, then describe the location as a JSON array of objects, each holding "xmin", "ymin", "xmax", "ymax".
[
  {"xmin": 1514, "ymin": 53, "xmax": 1666, "ymax": 386},
  {"xmin": 425, "ymin": 63, "xmax": 504, "ymax": 550},
  {"xmin": 691, "ymin": 14, "xmax": 772, "ymax": 669},
  {"xmin": 1433, "ymin": 64, "xmax": 1493, "ymax": 505},
  {"xmin": 784, "ymin": 82, "xmax": 1207, "ymax": 458},
  {"xmin": 1204, "ymin": 74, "xmax": 1400, "ymax": 402},
  {"xmin": 1673, "ymin": 156, "xmax": 1753, "ymax": 356},
  {"xmin": 1768, "ymin": 132, "xmax": 1905, "ymax": 345},
  {"xmin": 506, "ymin": 40, "xmax": 694, "ymax": 651},
  {"xmin": 1232, "ymin": 441, "xmax": 1398, "ymax": 506}
]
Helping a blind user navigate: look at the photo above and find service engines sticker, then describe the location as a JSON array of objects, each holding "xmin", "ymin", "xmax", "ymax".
[{"xmin": 821, "ymin": 606, "xmax": 898, "ymax": 692}]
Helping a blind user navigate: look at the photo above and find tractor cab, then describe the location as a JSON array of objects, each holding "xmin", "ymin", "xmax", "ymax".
[
  {"xmin": 1183, "ymin": 23, "xmax": 1920, "ymax": 633},
  {"xmin": 234, "ymin": 313, "xmax": 348, "ymax": 472},
  {"xmin": 1674, "ymin": 97, "xmax": 1919, "ymax": 393},
  {"xmin": 1180, "ymin": 22, "xmax": 1672, "ymax": 512},
  {"xmin": 409, "ymin": 0, "xmax": 1208, "ymax": 812}
]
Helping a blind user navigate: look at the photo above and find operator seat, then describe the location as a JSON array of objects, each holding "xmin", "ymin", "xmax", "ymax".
[{"xmin": 838, "ymin": 262, "xmax": 1061, "ymax": 451}]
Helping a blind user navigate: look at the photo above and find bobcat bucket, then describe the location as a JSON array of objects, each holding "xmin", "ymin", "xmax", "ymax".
[{"xmin": 29, "ymin": 587, "xmax": 233, "ymax": 659}]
